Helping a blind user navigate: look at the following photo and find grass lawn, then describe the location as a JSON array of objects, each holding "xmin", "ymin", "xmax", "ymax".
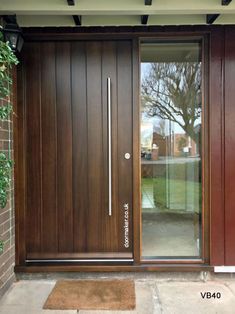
[{"xmin": 142, "ymin": 177, "xmax": 201, "ymax": 213}]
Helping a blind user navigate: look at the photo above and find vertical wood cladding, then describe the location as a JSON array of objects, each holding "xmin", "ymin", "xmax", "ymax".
[
  {"xmin": 209, "ymin": 26, "xmax": 235, "ymax": 266},
  {"xmin": 209, "ymin": 29, "xmax": 225, "ymax": 266},
  {"xmin": 18, "ymin": 40, "xmax": 134, "ymax": 260},
  {"xmin": 224, "ymin": 27, "xmax": 235, "ymax": 266}
]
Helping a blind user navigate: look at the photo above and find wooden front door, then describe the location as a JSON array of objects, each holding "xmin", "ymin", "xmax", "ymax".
[{"xmin": 19, "ymin": 40, "xmax": 134, "ymax": 263}]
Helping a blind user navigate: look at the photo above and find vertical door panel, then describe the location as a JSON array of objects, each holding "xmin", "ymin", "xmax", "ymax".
[
  {"xmin": 71, "ymin": 42, "xmax": 88, "ymax": 253},
  {"xmin": 117, "ymin": 41, "xmax": 133, "ymax": 252},
  {"xmin": 25, "ymin": 43, "xmax": 42, "ymax": 254},
  {"xmin": 101, "ymin": 41, "xmax": 119, "ymax": 252},
  {"xmin": 225, "ymin": 27, "xmax": 235, "ymax": 265},
  {"xmin": 41, "ymin": 42, "xmax": 58, "ymax": 252},
  {"xmin": 86, "ymin": 42, "xmax": 104, "ymax": 252},
  {"xmin": 56, "ymin": 42, "xmax": 73, "ymax": 252}
]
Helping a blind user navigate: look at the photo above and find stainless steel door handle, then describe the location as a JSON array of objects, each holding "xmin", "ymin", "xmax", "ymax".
[{"xmin": 107, "ymin": 77, "xmax": 112, "ymax": 216}]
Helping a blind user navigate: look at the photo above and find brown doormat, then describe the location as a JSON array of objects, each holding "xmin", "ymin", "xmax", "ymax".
[{"xmin": 43, "ymin": 279, "xmax": 136, "ymax": 310}]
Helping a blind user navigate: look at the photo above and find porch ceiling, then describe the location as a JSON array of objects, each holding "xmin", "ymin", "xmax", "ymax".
[{"xmin": 0, "ymin": 0, "xmax": 235, "ymax": 26}]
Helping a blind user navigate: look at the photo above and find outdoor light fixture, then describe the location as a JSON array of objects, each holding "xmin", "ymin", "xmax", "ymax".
[{"xmin": 2, "ymin": 22, "xmax": 24, "ymax": 53}]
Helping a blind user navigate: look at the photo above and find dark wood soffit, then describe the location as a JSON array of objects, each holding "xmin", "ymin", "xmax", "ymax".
[
  {"xmin": 21, "ymin": 25, "xmax": 235, "ymax": 41},
  {"xmin": 73, "ymin": 15, "xmax": 82, "ymax": 26},
  {"xmin": 141, "ymin": 15, "xmax": 149, "ymax": 25},
  {"xmin": 67, "ymin": 0, "xmax": 75, "ymax": 5},
  {"xmin": 207, "ymin": 14, "xmax": 220, "ymax": 24},
  {"xmin": 222, "ymin": 0, "xmax": 232, "ymax": 5}
]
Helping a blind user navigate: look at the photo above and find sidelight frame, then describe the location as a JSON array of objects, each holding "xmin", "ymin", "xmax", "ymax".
[{"xmin": 136, "ymin": 35, "xmax": 210, "ymax": 265}]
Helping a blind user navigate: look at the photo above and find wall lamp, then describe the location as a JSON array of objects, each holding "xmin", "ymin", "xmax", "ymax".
[{"xmin": 1, "ymin": 16, "xmax": 24, "ymax": 53}]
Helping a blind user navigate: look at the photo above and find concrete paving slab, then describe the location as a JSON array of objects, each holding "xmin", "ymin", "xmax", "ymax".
[
  {"xmin": 0, "ymin": 280, "xmax": 56, "ymax": 308},
  {"xmin": 0, "ymin": 305, "xmax": 76, "ymax": 314},
  {"xmin": 157, "ymin": 281, "xmax": 235, "ymax": 314},
  {"xmin": 224, "ymin": 282, "xmax": 235, "ymax": 296},
  {"xmin": 1, "ymin": 279, "xmax": 235, "ymax": 314}
]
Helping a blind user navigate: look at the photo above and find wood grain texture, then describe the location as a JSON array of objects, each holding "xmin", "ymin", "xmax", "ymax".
[
  {"xmin": 40, "ymin": 42, "xmax": 57, "ymax": 252},
  {"xmin": 86, "ymin": 41, "xmax": 103, "ymax": 251},
  {"xmin": 132, "ymin": 38, "xmax": 141, "ymax": 264},
  {"xmin": 25, "ymin": 43, "xmax": 42, "ymax": 254},
  {"xmin": 209, "ymin": 28, "xmax": 225, "ymax": 266},
  {"xmin": 224, "ymin": 27, "xmax": 235, "ymax": 265},
  {"xmin": 17, "ymin": 40, "xmax": 135, "ymax": 261},
  {"xmin": 56, "ymin": 42, "xmax": 73, "ymax": 253},
  {"xmin": 117, "ymin": 41, "xmax": 133, "ymax": 252},
  {"xmin": 71, "ymin": 41, "xmax": 88, "ymax": 252},
  {"xmin": 101, "ymin": 41, "xmax": 118, "ymax": 252}
]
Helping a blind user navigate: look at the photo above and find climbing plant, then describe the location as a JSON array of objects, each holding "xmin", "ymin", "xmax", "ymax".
[{"xmin": 0, "ymin": 28, "xmax": 18, "ymax": 253}]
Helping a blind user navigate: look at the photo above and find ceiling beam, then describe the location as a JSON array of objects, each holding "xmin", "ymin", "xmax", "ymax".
[
  {"xmin": 142, "ymin": 0, "xmax": 151, "ymax": 24},
  {"xmin": 73, "ymin": 15, "xmax": 81, "ymax": 25},
  {"xmin": 222, "ymin": 0, "xmax": 232, "ymax": 5},
  {"xmin": 206, "ymin": 14, "xmax": 220, "ymax": 24},
  {"xmin": 141, "ymin": 15, "xmax": 149, "ymax": 24},
  {"xmin": 67, "ymin": 0, "xmax": 75, "ymax": 5}
]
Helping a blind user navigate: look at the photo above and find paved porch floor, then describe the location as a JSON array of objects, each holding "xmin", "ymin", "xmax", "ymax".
[{"xmin": 1, "ymin": 276, "xmax": 235, "ymax": 314}]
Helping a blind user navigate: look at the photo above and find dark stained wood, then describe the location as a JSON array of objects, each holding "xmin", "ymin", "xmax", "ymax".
[
  {"xmin": 101, "ymin": 41, "xmax": 119, "ymax": 252},
  {"xmin": 71, "ymin": 41, "xmax": 88, "ymax": 252},
  {"xmin": 21, "ymin": 25, "xmax": 235, "ymax": 43},
  {"xmin": 201, "ymin": 36, "xmax": 210, "ymax": 264},
  {"xmin": 117, "ymin": 41, "xmax": 133, "ymax": 252},
  {"xmin": 224, "ymin": 27, "xmax": 235, "ymax": 265},
  {"xmin": 132, "ymin": 39, "xmax": 141, "ymax": 264},
  {"xmin": 55, "ymin": 42, "xmax": 73, "ymax": 252},
  {"xmin": 14, "ymin": 264, "xmax": 213, "ymax": 273},
  {"xmin": 86, "ymin": 41, "xmax": 103, "ymax": 251},
  {"xmin": 210, "ymin": 28, "xmax": 225, "ymax": 266},
  {"xmin": 40, "ymin": 42, "xmax": 57, "ymax": 253},
  {"xmin": 25, "ymin": 43, "xmax": 42, "ymax": 254},
  {"xmin": 16, "ymin": 40, "xmax": 135, "ymax": 263}
]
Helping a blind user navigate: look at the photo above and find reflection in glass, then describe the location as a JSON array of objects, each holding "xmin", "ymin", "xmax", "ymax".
[{"xmin": 141, "ymin": 41, "xmax": 202, "ymax": 258}]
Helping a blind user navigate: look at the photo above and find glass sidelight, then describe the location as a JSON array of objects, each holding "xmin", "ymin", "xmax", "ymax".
[{"xmin": 141, "ymin": 40, "xmax": 203, "ymax": 259}]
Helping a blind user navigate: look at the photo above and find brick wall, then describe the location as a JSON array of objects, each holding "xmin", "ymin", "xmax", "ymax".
[{"xmin": 0, "ymin": 68, "xmax": 15, "ymax": 297}]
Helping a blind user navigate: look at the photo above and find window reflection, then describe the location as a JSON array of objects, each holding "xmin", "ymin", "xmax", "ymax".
[{"xmin": 141, "ymin": 41, "xmax": 202, "ymax": 258}]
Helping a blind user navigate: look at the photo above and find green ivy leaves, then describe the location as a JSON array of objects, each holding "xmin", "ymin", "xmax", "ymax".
[
  {"xmin": 0, "ymin": 31, "xmax": 18, "ymax": 253},
  {"xmin": 0, "ymin": 152, "xmax": 13, "ymax": 209},
  {"xmin": 0, "ymin": 30, "xmax": 18, "ymax": 68},
  {"xmin": 0, "ymin": 104, "xmax": 12, "ymax": 120}
]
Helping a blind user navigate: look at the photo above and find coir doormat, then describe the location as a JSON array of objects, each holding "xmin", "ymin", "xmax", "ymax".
[{"xmin": 43, "ymin": 279, "xmax": 136, "ymax": 310}]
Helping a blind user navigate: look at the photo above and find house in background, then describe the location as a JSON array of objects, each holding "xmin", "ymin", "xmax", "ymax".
[{"xmin": 0, "ymin": 0, "xmax": 235, "ymax": 296}]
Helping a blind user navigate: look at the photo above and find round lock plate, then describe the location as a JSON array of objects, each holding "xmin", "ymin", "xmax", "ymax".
[{"xmin": 124, "ymin": 153, "xmax": 131, "ymax": 160}]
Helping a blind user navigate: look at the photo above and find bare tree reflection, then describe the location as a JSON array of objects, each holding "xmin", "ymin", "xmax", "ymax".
[{"xmin": 141, "ymin": 62, "xmax": 201, "ymax": 144}]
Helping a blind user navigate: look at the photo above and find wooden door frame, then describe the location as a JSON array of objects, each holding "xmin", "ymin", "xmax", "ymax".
[
  {"xmin": 14, "ymin": 26, "xmax": 221, "ymax": 272},
  {"xmin": 133, "ymin": 34, "xmax": 210, "ymax": 265}
]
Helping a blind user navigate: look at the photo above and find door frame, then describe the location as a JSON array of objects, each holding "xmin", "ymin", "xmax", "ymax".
[
  {"xmin": 137, "ymin": 35, "xmax": 210, "ymax": 265},
  {"xmin": 14, "ymin": 27, "xmax": 212, "ymax": 272}
]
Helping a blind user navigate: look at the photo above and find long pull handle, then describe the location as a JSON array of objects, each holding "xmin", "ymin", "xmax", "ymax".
[{"xmin": 107, "ymin": 77, "xmax": 112, "ymax": 216}]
